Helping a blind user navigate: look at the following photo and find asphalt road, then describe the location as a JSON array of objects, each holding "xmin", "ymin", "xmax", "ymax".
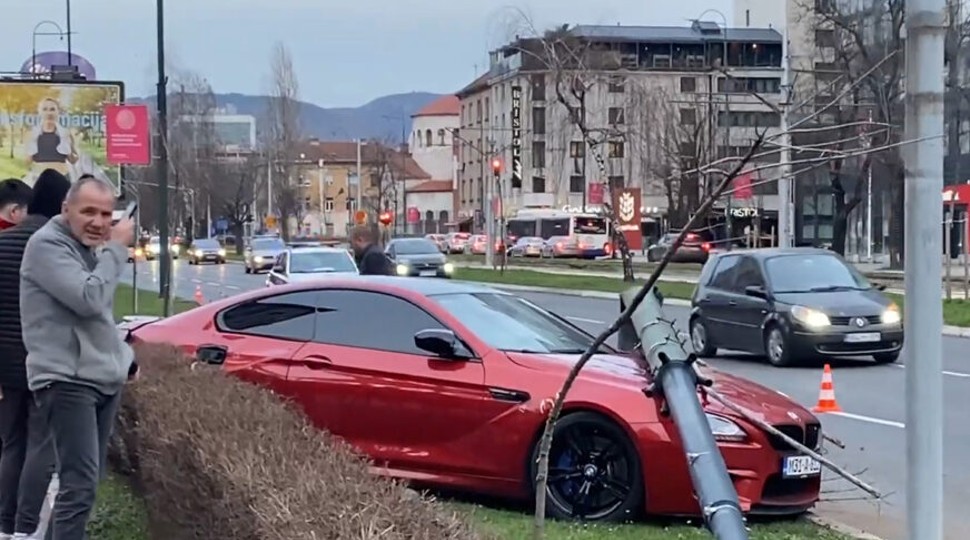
[{"xmin": 123, "ymin": 260, "xmax": 969, "ymax": 540}]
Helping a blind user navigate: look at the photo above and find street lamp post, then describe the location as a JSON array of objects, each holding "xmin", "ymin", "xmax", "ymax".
[
  {"xmin": 156, "ymin": 0, "xmax": 171, "ymax": 317},
  {"xmin": 31, "ymin": 21, "xmax": 65, "ymax": 74}
]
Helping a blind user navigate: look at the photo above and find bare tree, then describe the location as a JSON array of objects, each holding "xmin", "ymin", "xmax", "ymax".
[
  {"xmin": 264, "ymin": 42, "xmax": 303, "ymax": 240},
  {"xmin": 362, "ymin": 139, "xmax": 403, "ymax": 222},
  {"xmin": 630, "ymin": 84, "xmax": 709, "ymax": 228},
  {"xmin": 795, "ymin": 0, "xmax": 904, "ymax": 261},
  {"xmin": 207, "ymin": 154, "xmax": 264, "ymax": 253},
  {"xmin": 506, "ymin": 22, "xmax": 636, "ymax": 281}
]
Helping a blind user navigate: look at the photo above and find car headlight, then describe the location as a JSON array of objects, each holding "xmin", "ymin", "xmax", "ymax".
[
  {"xmin": 148, "ymin": 245, "xmax": 160, "ymax": 253},
  {"xmin": 194, "ymin": 249, "xmax": 204, "ymax": 257},
  {"xmin": 254, "ymin": 256, "xmax": 264, "ymax": 263},
  {"xmin": 881, "ymin": 304, "xmax": 901, "ymax": 324},
  {"xmin": 706, "ymin": 413, "xmax": 746, "ymax": 442},
  {"xmin": 396, "ymin": 264, "xmax": 409, "ymax": 276},
  {"xmin": 171, "ymin": 245, "xmax": 180, "ymax": 254},
  {"xmin": 791, "ymin": 305, "xmax": 831, "ymax": 329},
  {"xmin": 135, "ymin": 248, "xmax": 143, "ymax": 256},
  {"xmin": 443, "ymin": 262, "xmax": 454, "ymax": 274},
  {"xmin": 218, "ymin": 248, "xmax": 226, "ymax": 257}
]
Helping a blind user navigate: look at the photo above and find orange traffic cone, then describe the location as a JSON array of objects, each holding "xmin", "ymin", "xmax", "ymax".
[
  {"xmin": 812, "ymin": 364, "xmax": 842, "ymax": 413},
  {"xmin": 194, "ymin": 285, "xmax": 205, "ymax": 305}
]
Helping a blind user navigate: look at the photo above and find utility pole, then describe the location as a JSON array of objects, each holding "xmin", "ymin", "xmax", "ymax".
[
  {"xmin": 482, "ymin": 120, "xmax": 493, "ymax": 268},
  {"xmin": 904, "ymin": 0, "xmax": 945, "ymax": 539},
  {"xmin": 778, "ymin": 29, "xmax": 794, "ymax": 248},
  {"xmin": 155, "ymin": 0, "xmax": 171, "ymax": 317}
]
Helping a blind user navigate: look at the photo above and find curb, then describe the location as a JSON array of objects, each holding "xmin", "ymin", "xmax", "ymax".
[{"xmin": 806, "ymin": 512, "xmax": 887, "ymax": 540}]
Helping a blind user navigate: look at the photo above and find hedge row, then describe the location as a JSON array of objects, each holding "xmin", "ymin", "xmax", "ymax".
[{"xmin": 109, "ymin": 343, "xmax": 485, "ymax": 539}]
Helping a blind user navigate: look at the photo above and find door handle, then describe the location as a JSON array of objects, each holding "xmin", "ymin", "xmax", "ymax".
[
  {"xmin": 298, "ymin": 354, "xmax": 333, "ymax": 369},
  {"xmin": 728, "ymin": 300, "xmax": 738, "ymax": 306}
]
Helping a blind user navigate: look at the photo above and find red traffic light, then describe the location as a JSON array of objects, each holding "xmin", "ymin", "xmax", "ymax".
[
  {"xmin": 491, "ymin": 158, "xmax": 502, "ymax": 175},
  {"xmin": 378, "ymin": 211, "xmax": 393, "ymax": 226}
]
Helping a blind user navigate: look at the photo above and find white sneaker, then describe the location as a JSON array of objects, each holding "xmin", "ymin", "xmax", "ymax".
[
  {"xmin": 0, "ymin": 533, "xmax": 12, "ymax": 540},
  {"xmin": 13, "ymin": 532, "xmax": 38, "ymax": 539}
]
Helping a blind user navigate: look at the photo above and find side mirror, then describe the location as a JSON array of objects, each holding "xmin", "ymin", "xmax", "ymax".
[
  {"xmin": 414, "ymin": 329, "xmax": 464, "ymax": 359},
  {"xmin": 875, "ymin": 284, "xmax": 887, "ymax": 291},
  {"xmin": 196, "ymin": 344, "xmax": 228, "ymax": 365},
  {"xmin": 745, "ymin": 285, "xmax": 768, "ymax": 299}
]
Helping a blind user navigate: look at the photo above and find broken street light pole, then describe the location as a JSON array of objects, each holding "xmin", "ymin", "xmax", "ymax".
[{"xmin": 620, "ymin": 287, "xmax": 748, "ymax": 540}]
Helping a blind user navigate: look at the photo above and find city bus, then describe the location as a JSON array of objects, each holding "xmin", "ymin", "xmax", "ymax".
[{"xmin": 505, "ymin": 209, "xmax": 612, "ymax": 258}]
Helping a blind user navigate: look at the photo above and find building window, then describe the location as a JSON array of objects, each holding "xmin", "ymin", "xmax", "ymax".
[
  {"xmin": 569, "ymin": 141, "xmax": 585, "ymax": 158},
  {"xmin": 680, "ymin": 108, "xmax": 696, "ymax": 125},
  {"xmin": 532, "ymin": 141, "xmax": 546, "ymax": 168},
  {"xmin": 608, "ymin": 77, "xmax": 625, "ymax": 93},
  {"xmin": 608, "ymin": 175, "xmax": 625, "ymax": 189},
  {"xmin": 680, "ymin": 77, "xmax": 697, "ymax": 93},
  {"xmin": 608, "ymin": 141, "xmax": 625, "ymax": 158},
  {"xmin": 608, "ymin": 107, "xmax": 625, "ymax": 125},
  {"xmin": 569, "ymin": 175, "xmax": 584, "ymax": 193},
  {"xmin": 438, "ymin": 129, "xmax": 445, "ymax": 145},
  {"xmin": 717, "ymin": 111, "xmax": 782, "ymax": 127},
  {"xmin": 425, "ymin": 129, "xmax": 432, "ymax": 145},
  {"xmin": 717, "ymin": 77, "xmax": 781, "ymax": 94},
  {"xmin": 815, "ymin": 29, "xmax": 836, "ymax": 48},
  {"xmin": 532, "ymin": 176, "xmax": 546, "ymax": 193},
  {"xmin": 531, "ymin": 74, "xmax": 545, "ymax": 100},
  {"xmin": 532, "ymin": 107, "xmax": 546, "ymax": 135},
  {"xmin": 324, "ymin": 197, "xmax": 334, "ymax": 212}
]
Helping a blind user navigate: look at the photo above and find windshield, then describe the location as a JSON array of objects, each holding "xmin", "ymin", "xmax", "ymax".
[
  {"xmin": 573, "ymin": 217, "xmax": 607, "ymax": 235},
  {"xmin": 393, "ymin": 239, "xmax": 439, "ymax": 254},
  {"xmin": 194, "ymin": 240, "xmax": 220, "ymax": 249},
  {"xmin": 253, "ymin": 238, "xmax": 284, "ymax": 251},
  {"xmin": 766, "ymin": 254, "xmax": 872, "ymax": 293},
  {"xmin": 431, "ymin": 292, "xmax": 607, "ymax": 354},
  {"xmin": 290, "ymin": 251, "xmax": 357, "ymax": 273}
]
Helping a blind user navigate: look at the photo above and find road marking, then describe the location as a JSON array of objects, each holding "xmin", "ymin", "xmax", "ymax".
[
  {"xmin": 824, "ymin": 411, "xmax": 905, "ymax": 429},
  {"xmin": 205, "ymin": 282, "xmax": 222, "ymax": 287},
  {"xmin": 225, "ymin": 285, "xmax": 240, "ymax": 290},
  {"xmin": 890, "ymin": 364, "xmax": 970, "ymax": 378}
]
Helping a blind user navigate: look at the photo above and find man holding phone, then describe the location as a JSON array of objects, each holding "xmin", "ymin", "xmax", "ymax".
[{"xmin": 19, "ymin": 175, "xmax": 138, "ymax": 540}]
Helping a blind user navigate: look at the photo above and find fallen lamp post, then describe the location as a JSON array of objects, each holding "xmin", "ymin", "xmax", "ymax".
[{"xmin": 619, "ymin": 286, "xmax": 749, "ymax": 540}]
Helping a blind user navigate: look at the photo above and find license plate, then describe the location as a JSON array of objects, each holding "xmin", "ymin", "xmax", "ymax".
[
  {"xmin": 844, "ymin": 332, "xmax": 880, "ymax": 343},
  {"xmin": 782, "ymin": 455, "xmax": 821, "ymax": 478},
  {"xmin": 419, "ymin": 270, "xmax": 436, "ymax": 277}
]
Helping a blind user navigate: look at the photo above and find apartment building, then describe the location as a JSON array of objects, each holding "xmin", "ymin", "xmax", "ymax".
[{"xmin": 456, "ymin": 21, "xmax": 786, "ymax": 242}]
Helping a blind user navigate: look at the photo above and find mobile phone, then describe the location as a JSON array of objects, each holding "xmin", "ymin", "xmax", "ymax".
[{"xmin": 124, "ymin": 201, "xmax": 138, "ymax": 220}]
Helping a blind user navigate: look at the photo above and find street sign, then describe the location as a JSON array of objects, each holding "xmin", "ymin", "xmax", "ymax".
[
  {"xmin": 354, "ymin": 210, "xmax": 367, "ymax": 224},
  {"xmin": 105, "ymin": 104, "xmax": 151, "ymax": 165},
  {"xmin": 265, "ymin": 215, "xmax": 277, "ymax": 228}
]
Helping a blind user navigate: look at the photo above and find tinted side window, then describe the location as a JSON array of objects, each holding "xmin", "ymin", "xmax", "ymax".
[
  {"xmin": 313, "ymin": 290, "xmax": 446, "ymax": 355},
  {"xmin": 708, "ymin": 256, "xmax": 740, "ymax": 290},
  {"xmin": 218, "ymin": 291, "xmax": 317, "ymax": 341},
  {"xmin": 734, "ymin": 256, "xmax": 765, "ymax": 290}
]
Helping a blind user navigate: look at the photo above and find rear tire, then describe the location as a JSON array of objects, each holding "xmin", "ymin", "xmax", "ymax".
[
  {"xmin": 873, "ymin": 351, "xmax": 900, "ymax": 364},
  {"xmin": 529, "ymin": 412, "xmax": 643, "ymax": 523}
]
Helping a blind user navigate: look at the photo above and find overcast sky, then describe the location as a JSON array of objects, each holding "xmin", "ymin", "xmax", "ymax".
[{"xmin": 4, "ymin": 0, "xmax": 733, "ymax": 107}]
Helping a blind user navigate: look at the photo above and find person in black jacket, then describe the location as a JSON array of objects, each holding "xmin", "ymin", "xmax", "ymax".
[
  {"xmin": 0, "ymin": 168, "xmax": 71, "ymax": 538},
  {"xmin": 350, "ymin": 225, "xmax": 394, "ymax": 275},
  {"xmin": 0, "ymin": 179, "xmax": 33, "ymax": 231}
]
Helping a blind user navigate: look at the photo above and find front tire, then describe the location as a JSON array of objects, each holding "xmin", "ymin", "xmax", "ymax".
[
  {"xmin": 765, "ymin": 324, "xmax": 797, "ymax": 367},
  {"xmin": 690, "ymin": 317, "xmax": 717, "ymax": 357},
  {"xmin": 529, "ymin": 412, "xmax": 643, "ymax": 523}
]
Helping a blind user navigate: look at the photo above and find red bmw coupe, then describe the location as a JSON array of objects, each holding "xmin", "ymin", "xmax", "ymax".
[{"xmin": 123, "ymin": 277, "xmax": 822, "ymax": 522}]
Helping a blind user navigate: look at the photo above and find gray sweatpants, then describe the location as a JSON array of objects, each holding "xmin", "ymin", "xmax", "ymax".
[{"xmin": 35, "ymin": 382, "xmax": 121, "ymax": 540}]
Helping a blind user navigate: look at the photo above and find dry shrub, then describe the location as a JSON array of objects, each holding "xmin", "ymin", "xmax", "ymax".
[{"xmin": 110, "ymin": 342, "xmax": 484, "ymax": 540}]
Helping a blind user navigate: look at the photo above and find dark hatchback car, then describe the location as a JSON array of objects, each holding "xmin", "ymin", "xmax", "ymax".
[
  {"xmin": 385, "ymin": 237, "xmax": 455, "ymax": 278},
  {"xmin": 688, "ymin": 248, "xmax": 904, "ymax": 367}
]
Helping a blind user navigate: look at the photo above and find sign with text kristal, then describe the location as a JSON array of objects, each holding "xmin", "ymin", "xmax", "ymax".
[
  {"xmin": 0, "ymin": 80, "xmax": 124, "ymax": 190},
  {"xmin": 105, "ymin": 104, "xmax": 151, "ymax": 165},
  {"xmin": 613, "ymin": 187, "xmax": 643, "ymax": 251},
  {"xmin": 510, "ymin": 85, "xmax": 522, "ymax": 189}
]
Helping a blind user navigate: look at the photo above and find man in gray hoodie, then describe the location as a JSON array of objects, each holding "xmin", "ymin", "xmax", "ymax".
[{"xmin": 19, "ymin": 175, "xmax": 136, "ymax": 540}]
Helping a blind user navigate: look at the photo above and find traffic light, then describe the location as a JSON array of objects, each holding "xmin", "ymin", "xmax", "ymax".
[
  {"xmin": 491, "ymin": 158, "xmax": 502, "ymax": 177},
  {"xmin": 378, "ymin": 210, "xmax": 392, "ymax": 226}
]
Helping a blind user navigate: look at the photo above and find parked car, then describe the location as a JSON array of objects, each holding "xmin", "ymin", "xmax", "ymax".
[
  {"xmin": 244, "ymin": 236, "xmax": 286, "ymax": 274},
  {"xmin": 646, "ymin": 232, "xmax": 711, "ymax": 264},
  {"xmin": 425, "ymin": 234, "xmax": 448, "ymax": 253},
  {"xmin": 123, "ymin": 277, "xmax": 822, "ymax": 523},
  {"xmin": 266, "ymin": 246, "xmax": 359, "ymax": 286},
  {"xmin": 187, "ymin": 238, "xmax": 227, "ymax": 265},
  {"xmin": 385, "ymin": 237, "xmax": 454, "ymax": 278},
  {"xmin": 689, "ymin": 247, "xmax": 904, "ymax": 367},
  {"xmin": 507, "ymin": 236, "xmax": 544, "ymax": 257},
  {"xmin": 444, "ymin": 232, "xmax": 470, "ymax": 254}
]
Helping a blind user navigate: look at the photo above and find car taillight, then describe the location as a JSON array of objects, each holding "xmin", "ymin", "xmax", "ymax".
[
  {"xmin": 556, "ymin": 242, "xmax": 563, "ymax": 249},
  {"xmin": 702, "ymin": 242, "xmax": 711, "ymax": 251},
  {"xmin": 604, "ymin": 242, "xmax": 613, "ymax": 255}
]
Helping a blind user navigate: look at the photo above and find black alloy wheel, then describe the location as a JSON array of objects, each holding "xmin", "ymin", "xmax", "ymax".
[{"xmin": 530, "ymin": 412, "xmax": 643, "ymax": 522}]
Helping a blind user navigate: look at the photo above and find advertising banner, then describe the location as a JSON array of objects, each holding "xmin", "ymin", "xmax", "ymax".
[
  {"xmin": 105, "ymin": 104, "xmax": 151, "ymax": 165},
  {"xmin": 0, "ymin": 80, "xmax": 124, "ymax": 190},
  {"xmin": 613, "ymin": 187, "xmax": 643, "ymax": 250}
]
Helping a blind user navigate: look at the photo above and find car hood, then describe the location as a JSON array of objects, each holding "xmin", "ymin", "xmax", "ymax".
[
  {"xmin": 505, "ymin": 352, "xmax": 815, "ymax": 424},
  {"xmin": 395, "ymin": 253, "xmax": 446, "ymax": 264},
  {"xmin": 773, "ymin": 288, "xmax": 893, "ymax": 316},
  {"xmin": 251, "ymin": 250, "xmax": 282, "ymax": 258},
  {"xmin": 286, "ymin": 271, "xmax": 357, "ymax": 281}
]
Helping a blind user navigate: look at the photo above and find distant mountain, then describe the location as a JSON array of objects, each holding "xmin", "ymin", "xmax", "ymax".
[{"xmin": 131, "ymin": 91, "xmax": 445, "ymax": 142}]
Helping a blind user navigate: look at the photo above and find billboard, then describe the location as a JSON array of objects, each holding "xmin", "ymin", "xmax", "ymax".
[
  {"xmin": 0, "ymin": 80, "xmax": 124, "ymax": 190},
  {"xmin": 613, "ymin": 187, "xmax": 643, "ymax": 251}
]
